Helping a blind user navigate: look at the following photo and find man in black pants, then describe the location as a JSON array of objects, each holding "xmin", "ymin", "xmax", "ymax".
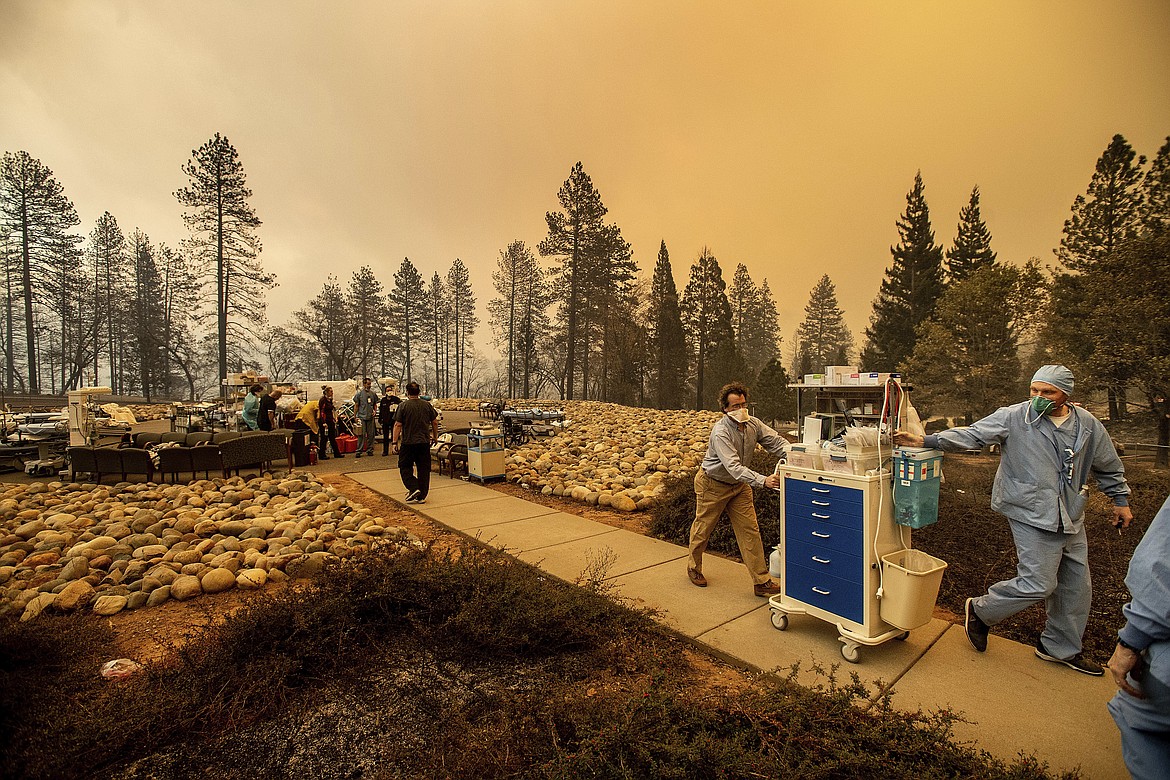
[{"xmin": 392, "ymin": 381, "xmax": 439, "ymax": 504}]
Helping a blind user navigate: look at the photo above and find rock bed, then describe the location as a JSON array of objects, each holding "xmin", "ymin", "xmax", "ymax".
[
  {"xmin": 0, "ymin": 473, "xmax": 419, "ymax": 622},
  {"xmin": 501, "ymin": 401, "xmax": 720, "ymax": 511}
]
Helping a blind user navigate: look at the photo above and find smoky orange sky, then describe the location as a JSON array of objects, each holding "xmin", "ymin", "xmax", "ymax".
[{"xmin": 3, "ymin": 1, "xmax": 1168, "ymax": 367}]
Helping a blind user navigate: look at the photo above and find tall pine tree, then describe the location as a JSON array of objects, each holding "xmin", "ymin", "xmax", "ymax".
[
  {"xmin": 793, "ymin": 275, "xmax": 854, "ymax": 375},
  {"xmin": 1140, "ymin": 136, "xmax": 1170, "ymax": 234},
  {"xmin": 861, "ymin": 171, "xmax": 945, "ymax": 371},
  {"xmin": 648, "ymin": 240, "xmax": 687, "ymax": 409},
  {"xmin": 1057, "ymin": 134, "xmax": 1145, "ymax": 272},
  {"xmin": 680, "ymin": 247, "xmax": 736, "ymax": 411},
  {"xmin": 175, "ymin": 133, "xmax": 275, "ymax": 384},
  {"xmin": 946, "ymin": 185, "xmax": 997, "ymax": 283}
]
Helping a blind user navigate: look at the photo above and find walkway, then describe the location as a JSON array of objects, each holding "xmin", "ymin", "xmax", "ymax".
[{"xmin": 350, "ymin": 468, "xmax": 1126, "ymax": 779}]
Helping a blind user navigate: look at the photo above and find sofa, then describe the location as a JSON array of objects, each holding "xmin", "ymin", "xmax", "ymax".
[
  {"xmin": 68, "ymin": 445, "xmax": 155, "ymax": 483},
  {"xmin": 120, "ymin": 429, "xmax": 293, "ymax": 483}
]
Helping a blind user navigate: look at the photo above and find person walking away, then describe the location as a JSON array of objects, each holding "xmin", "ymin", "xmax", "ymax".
[
  {"xmin": 894, "ymin": 364, "xmax": 1132, "ymax": 675},
  {"xmin": 353, "ymin": 377, "xmax": 379, "ymax": 458},
  {"xmin": 1107, "ymin": 493, "xmax": 1170, "ymax": 780},
  {"xmin": 258, "ymin": 389, "xmax": 282, "ymax": 431},
  {"xmin": 379, "ymin": 386, "xmax": 401, "ymax": 457},
  {"xmin": 241, "ymin": 384, "xmax": 262, "ymax": 430},
  {"xmin": 293, "ymin": 397, "xmax": 320, "ymax": 462},
  {"xmin": 393, "ymin": 381, "xmax": 438, "ymax": 503},
  {"xmin": 688, "ymin": 382, "xmax": 789, "ymax": 596},
  {"xmin": 318, "ymin": 386, "xmax": 343, "ymax": 459}
]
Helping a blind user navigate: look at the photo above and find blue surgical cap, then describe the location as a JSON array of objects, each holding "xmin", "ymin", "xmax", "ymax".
[{"xmin": 1032, "ymin": 364, "xmax": 1074, "ymax": 396}]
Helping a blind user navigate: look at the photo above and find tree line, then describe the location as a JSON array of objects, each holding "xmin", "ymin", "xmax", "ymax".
[{"xmin": 2, "ymin": 133, "xmax": 1167, "ymax": 441}]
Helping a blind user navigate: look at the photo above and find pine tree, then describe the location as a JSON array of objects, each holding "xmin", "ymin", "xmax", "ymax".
[
  {"xmin": 752, "ymin": 358, "xmax": 795, "ymax": 427},
  {"xmin": 390, "ymin": 258, "xmax": 428, "ymax": 383},
  {"xmin": 1053, "ymin": 134, "xmax": 1148, "ymax": 419},
  {"xmin": 680, "ymin": 247, "xmax": 737, "ymax": 410},
  {"xmin": 446, "ymin": 258, "xmax": 477, "ymax": 396},
  {"xmin": 424, "ymin": 273, "xmax": 449, "ymax": 395},
  {"xmin": 490, "ymin": 240, "xmax": 550, "ymax": 399},
  {"xmin": 793, "ymin": 275, "xmax": 854, "ymax": 375},
  {"xmin": 86, "ymin": 212, "xmax": 127, "ymax": 389},
  {"xmin": 296, "ymin": 277, "xmax": 356, "ymax": 380},
  {"xmin": 0, "ymin": 151, "xmax": 81, "ymax": 393},
  {"xmin": 861, "ymin": 171, "xmax": 945, "ymax": 371},
  {"xmin": 346, "ymin": 266, "xmax": 389, "ymax": 380},
  {"xmin": 904, "ymin": 265, "xmax": 1027, "ymax": 423},
  {"xmin": 1141, "ymin": 136, "xmax": 1170, "ymax": 234},
  {"xmin": 175, "ymin": 133, "xmax": 275, "ymax": 384},
  {"xmin": 648, "ymin": 240, "xmax": 688, "ymax": 409},
  {"xmin": 946, "ymin": 185, "xmax": 997, "ymax": 283},
  {"xmin": 539, "ymin": 162, "xmax": 609, "ymax": 400},
  {"xmin": 1058, "ymin": 134, "xmax": 1146, "ymax": 272}
]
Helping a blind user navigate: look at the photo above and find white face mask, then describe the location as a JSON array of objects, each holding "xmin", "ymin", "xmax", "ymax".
[{"xmin": 726, "ymin": 408, "xmax": 749, "ymax": 423}]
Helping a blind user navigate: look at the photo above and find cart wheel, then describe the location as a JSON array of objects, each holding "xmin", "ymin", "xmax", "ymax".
[
  {"xmin": 895, "ymin": 631, "xmax": 910, "ymax": 641},
  {"xmin": 840, "ymin": 642, "xmax": 861, "ymax": 664},
  {"xmin": 770, "ymin": 611, "xmax": 789, "ymax": 631}
]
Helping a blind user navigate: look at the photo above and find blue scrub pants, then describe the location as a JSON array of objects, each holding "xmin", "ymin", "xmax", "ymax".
[
  {"xmin": 973, "ymin": 518, "xmax": 1090, "ymax": 659},
  {"xmin": 1109, "ymin": 640, "xmax": 1170, "ymax": 780}
]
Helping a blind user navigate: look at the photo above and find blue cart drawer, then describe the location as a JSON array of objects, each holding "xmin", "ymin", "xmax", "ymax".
[
  {"xmin": 784, "ymin": 499, "xmax": 862, "ymax": 530},
  {"xmin": 785, "ymin": 563, "xmax": 863, "ymax": 623},
  {"xmin": 785, "ymin": 478, "xmax": 864, "ymax": 506},
  {"xmin": 785, "ymin": 538, "xmax": 863, "ymax": 584},
  {"xmin": 786, "ymin": 514, "xmax": 863, "ymax": 555}
]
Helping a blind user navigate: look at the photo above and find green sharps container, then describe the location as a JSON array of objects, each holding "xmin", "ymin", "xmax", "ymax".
[{"xmin": 892, "ymin": 448, "xmax": 943, "ymax": 528}]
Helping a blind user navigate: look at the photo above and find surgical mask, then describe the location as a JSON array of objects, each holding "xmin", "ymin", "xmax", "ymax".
[
  {"xmin": 1025, "ymin": 395, "xmax": 1062, "ymax": 425},
  {"xmin": 726, "ymin": 408, "xmax": 749, "ymax": 423}
]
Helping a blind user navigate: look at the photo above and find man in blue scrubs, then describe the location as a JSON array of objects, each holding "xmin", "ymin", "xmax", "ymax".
[{"xmin": 895, "ymin": 365, "xmax": 1132, "ymax": 675}]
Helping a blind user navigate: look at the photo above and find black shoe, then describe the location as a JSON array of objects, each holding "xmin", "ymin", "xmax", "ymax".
[
  {"xmin": 404, "ymin": 490, "xmax": 419, "ymax": 503},
  {"xmin": 320, "ymin": 455, "xmax": 330, "ymax": 460},
  {"xmin": 1035, "ymin": 640, "xmax": 1104, "ymax": 676},
  {"xmin": 356, "ymin": 452, "xmax": 362, "ymax": 458},
  {"xmin": 965, "ymin": 598, "xmax": 989, "ymax": 652}
]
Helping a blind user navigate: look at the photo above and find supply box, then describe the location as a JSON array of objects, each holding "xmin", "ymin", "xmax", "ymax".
[
  {"xmin": 786, "ymin": 444, "xmax": 822, "ymax": 470},
  {"xmin": 822, "ymin": 451, "xmax": 881, "ymax": 476}
]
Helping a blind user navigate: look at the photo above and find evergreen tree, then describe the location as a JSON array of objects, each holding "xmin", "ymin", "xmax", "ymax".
[
  {"xmin": 539, "ymin": 162, "xmax": 609, "ymax": 400},
  {"xmin": 680, "ymin": 247, "xmax": 737, "ymax": 410},
  {"xmin": 390, "ymin": 258, "xmax": 427, "ymax": 383},
  {"xmin": 346, "ymin": 266, "xmax": 389, "ymax": 380},
  {"xmin": 424, "ymin": 272, "xmax": 449, "ymax": 395},
  {"xmin": 756, "ymin": 279, "xmax": 783, "ymax": 372},
  {"xmin": 861, "ymin": 171, "xmax": 945, "ymax": 371},
  {"xmin": 175, "ymin": 133, "xmax": 275, "ymax": 384},
  {"xmin": 727, "ymin": 263, "xmax": 780, "ymax": 382},
  {"xmin": 446, "ymin": 258, "xmax": 477, "ymax": 397},
  {"xmin": 589, "ymin": 223, "xmax": 637, "ymax": 402},
  {"xmin": 793, "ymin": 275, "xmax": 854, "ymax": 375},
  {"xmin": 903, "ymin": 265, "xmax": 1029, "ymax": 423},
  {"xmin": 296, "ymin": 277, "xmax": 355, "ymax": 380},
  {"xmin": 128, "ymin": 229, "xmax": 168, "ymax": 399},
  {"xmin": 1053, "ymin": 134, "xmax": 1148, "ymax": 419},
  {"xmin": 0, "ymin": 151, "xmax": 81, "ymax": 393},
  {"xmin": 647, "ymin": 240, "xmax": 688, "ymax": 409},
  {"xmin": 489, "ymin": 240, "xmax": 550, "ymax": 399},
  {"xmin": 752, "ymin": 358, "xmax": 795, "ymax": 427},
  {"xmin": 86, "ymin": 212, "xmax": 127, "ymax": 389},
  {"xmin": 1057, "ymin": 134, "xmax": 1146, "ymax": 272},
  {"xmin": 946, "ymin": 185, "xmax": 997, "ymax": 283},
  {"xmin": 155, "ymin": 242, "xmax": 199, "ymax": 397},
  {"xmin": 1140, "ymin": 136, "xmax": 1170, "ymax": 234}
]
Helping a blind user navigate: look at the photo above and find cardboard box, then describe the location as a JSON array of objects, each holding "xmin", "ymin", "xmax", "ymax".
[
  {"xmin": 803, "ymin": 373, "xmax": 824, "ymax": 385},
  {"xmin": 825, "ymin": 365, "xmax": 858, "ymax": 384},
  {"xmin": 860, "ymin": 372, "xmax": 883, "ymax": 385},
  {"xmin": 842, "ymin": 373, "xmax": 861, "ymax": 385}
]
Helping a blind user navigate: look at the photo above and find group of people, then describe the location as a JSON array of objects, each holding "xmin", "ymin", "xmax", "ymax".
[{"xmin": 690, "ymin": 367, "xmax": 1166, "ymax": 778}]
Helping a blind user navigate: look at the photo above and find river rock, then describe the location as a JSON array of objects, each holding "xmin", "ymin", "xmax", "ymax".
[
  {"xmin": 91, "ymin": 594, "xmax": 127, "ymax": 615},
  {"xmin": 200, "ymin": 567, "xmax": 236, "ymax": 594},
  {"xmin": 170, "ymin": 575, "xmax": 202, "ymax": 601},
  {"xmin": 55, "ymin": 580, "xmax": 96, "ymax": 611},
  {"xmin": 236, "ymin": 568, "xmax": 267, "ymax": 589}
]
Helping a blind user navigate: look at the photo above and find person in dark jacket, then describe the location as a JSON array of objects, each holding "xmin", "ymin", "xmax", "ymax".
[
  {"xmin": 379, "ymin": 386, "xmax": 401, "ymax": 456},
  {"xmin": 318, "ymin": 386, "xmax": 343, "ymax": 459}
]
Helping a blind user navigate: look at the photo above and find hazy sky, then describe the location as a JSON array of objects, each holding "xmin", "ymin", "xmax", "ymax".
[{"xmin": 3, "ymin": 1, "xmax": 1168, "ymax": 365}]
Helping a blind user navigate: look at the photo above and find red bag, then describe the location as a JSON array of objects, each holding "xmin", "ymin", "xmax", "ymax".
[{"xmin": 336, "ymin": 434, "xmax": 358, "ymax": 454}]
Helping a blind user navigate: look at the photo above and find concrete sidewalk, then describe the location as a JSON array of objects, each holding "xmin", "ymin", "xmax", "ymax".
[{"xmin": 351, "ymin": 468, "xmax": 1127, "ymax": 779}]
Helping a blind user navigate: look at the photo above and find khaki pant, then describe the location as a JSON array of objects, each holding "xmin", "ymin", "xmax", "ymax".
[{"xmin": 688, "ymin": 469, "xmax": 770, "ymax": 585}]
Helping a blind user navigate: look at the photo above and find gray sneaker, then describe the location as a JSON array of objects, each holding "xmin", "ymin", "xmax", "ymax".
[
  {"xmin": 1035, "ymin": 640, "xmax": 1104, "ymax": 676},
  {"xmin": 965, "ymin": 598, "xmax": 989, "ymax": 652}
]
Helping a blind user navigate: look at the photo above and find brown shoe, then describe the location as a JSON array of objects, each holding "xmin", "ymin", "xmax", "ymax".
[
  {"xmin": 687, "ymin": 568, "xmax": 707, "ymax": 587},
  {"xmin": 754, "ymin": 580, "xmax": 781, "ymax": 597}
]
